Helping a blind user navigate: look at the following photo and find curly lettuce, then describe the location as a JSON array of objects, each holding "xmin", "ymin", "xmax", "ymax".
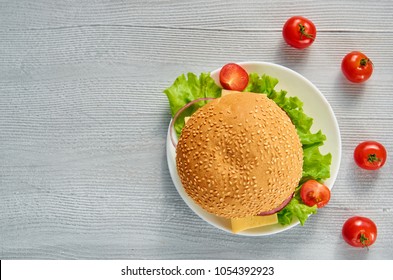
[
  {"xmin": 164, "ymin": 73, "xmax": 221, "ymax": 136},
  {"xmin": 277, "ymin": 188, "xmax": 318, "ymax": 226}
]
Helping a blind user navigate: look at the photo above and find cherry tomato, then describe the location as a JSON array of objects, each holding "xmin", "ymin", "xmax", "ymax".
[
  {"xmin": 341, "ymin": 51, "xmax": 373, "ymax": 83},
  {"xmin": 282, "ymin": 16, "xmax": 316, "ymax": 49},
  {"xmin": 354, "ymin": 141, "xmax": 387, "ymax": 170},
  {"xmin": 342, "ymin": 216, "xmax": 377, "ymax": 248},
  {"xmin": 300, "ymin": 180, "xmax": 331, "ymax": 208},
  {"xmin": 219, "ymin": 63, "xmax": 249, "ymax": 91}
]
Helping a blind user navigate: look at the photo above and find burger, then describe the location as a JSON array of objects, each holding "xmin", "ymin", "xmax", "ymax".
[
  {"xmin": 176, "ymin": 91, "xmax": 303, "ymax": 220},
  {"xmin": 164, "ymin": 64, "xmax": 332, "ymax": 234}
]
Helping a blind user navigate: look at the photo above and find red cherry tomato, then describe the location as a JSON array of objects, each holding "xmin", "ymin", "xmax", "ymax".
[
  {"xmin": 354, "ymin": 141, "xmax": 387, "ymax": 170},
  {"xmin": 282, "ymin": 16, "xmax": 316, "ymax": 49},
  {"xmin": 342, "ymin": 216, "xmax": 377, "ymax": 248},
  {"xmin": 341, "ymin": 51, "xmax": 373, "ymax": 83},
  {"xmin": 219, "ymin": 63, "xmax": 249, "ymax": 91},
  {"xmin": 300, "ymin": 180, "xmax": 331, "ymax": 208}
]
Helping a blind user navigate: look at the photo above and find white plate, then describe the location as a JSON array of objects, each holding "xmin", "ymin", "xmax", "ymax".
[{"xmin": 166, "ymin": 61, "xmax": 341, "ymax": 236}]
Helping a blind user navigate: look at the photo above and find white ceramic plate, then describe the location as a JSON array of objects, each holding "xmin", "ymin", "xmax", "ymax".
[{"xmin": 166, "ymin": 61, "xmax": 341, "ymax": 236}]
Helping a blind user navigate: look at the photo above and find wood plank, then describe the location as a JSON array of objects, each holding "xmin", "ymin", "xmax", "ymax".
[{"xmin": 1, "ymin": 0, "xmax": 393, "ymax": 32}]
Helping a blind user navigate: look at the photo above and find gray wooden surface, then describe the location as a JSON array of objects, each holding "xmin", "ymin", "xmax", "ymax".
[{"xmin": 1, "ymin": 0, "xmax": 393, "ymax": 259}]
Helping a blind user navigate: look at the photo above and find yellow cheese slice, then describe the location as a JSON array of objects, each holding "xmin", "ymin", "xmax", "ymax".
[
  {"xmin": 184, "ymin": 116, "xmax": 190, "ymax": 124},
  {"xmin": 231, "ymin": 214, "xmax": 278, "ymax": 233},
  {"xmin": 221, "ymin": 89, "xmax": 243, "ymax": 97}
]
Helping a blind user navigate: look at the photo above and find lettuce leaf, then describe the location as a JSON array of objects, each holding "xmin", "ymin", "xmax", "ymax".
[
  {"xmin": 244, "ymin": 73, "xmax": 279, "ymax": 96},
  {"xmin": 164, "ymin": 72, "xmax": 332, "ymax": 226},
  {"xmin": 164, "ymin": 72, "xmax": 221, "ymax": 136},
  {"xmin": 277, "ymin": 193, "xmax": 317, "ymax": 226},
  {"xmin": 302, "ymin": 144, "xmax": 332, "ymax": 181}
]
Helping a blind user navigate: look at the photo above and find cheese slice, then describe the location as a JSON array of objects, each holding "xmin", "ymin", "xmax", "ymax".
[
  {"xmin": 184, "ymin": 116, "xmax": 190, "ymax": 124},
  {"xmin": 221, "ymin": 89, "xmax": 242, "ymax": 97},
  {"xmin": 231, "ymin": 214, "xmax": 278, "ymax": 233}
]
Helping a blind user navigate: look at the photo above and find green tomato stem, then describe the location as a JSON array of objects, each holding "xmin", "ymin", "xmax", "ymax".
[
  {"xmin": 298, "ymin": 24, "xmax": 314, "ymax": 40},
  {"xmin": 360, "ymin": 233, "xmax": 370, "ymax": 250},
  {"xmin": 367, "ymin": 153, "xmax": 381, "ymax": 163},
  {"xmin": 360, "ymin": 58, "xmax": 369, "ymax": 67}
]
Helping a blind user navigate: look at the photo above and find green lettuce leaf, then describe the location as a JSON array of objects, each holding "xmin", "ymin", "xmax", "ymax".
[
  {"xmin": 244, "ymin": 73, "xmax": 279, "ymax": 96},
  {"xmin": 277, "ymin": 194, "xmax": 317, "ymax": 226},
  {"xmin": 297, "ymin": 129, "xmax": 326, "ymax": 146},
  {"xmin": 163, "ymin": 72, "xmax": 221, "ymax": 135},
  {"xmin": 302, "ymin": 144, "xmax": 332, "ymax": 181}
]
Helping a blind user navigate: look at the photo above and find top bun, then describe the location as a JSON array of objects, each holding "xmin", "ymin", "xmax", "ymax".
[{"xmin": 176, "ymin": 92, "xmax": 303, "ymax": 218}]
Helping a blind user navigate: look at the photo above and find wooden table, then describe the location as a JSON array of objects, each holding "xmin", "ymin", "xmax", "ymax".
[{"xmin": 1, "ymin": 0, "xmax": 392, "ymax": 259}]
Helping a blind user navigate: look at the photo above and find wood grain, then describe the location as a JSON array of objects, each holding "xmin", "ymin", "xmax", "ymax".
[{"xmin": 1, "ymin": 0, "xmax": 393, "ymax": 259}]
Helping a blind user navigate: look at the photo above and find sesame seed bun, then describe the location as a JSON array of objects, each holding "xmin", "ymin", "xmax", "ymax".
[{"xmin": 176, "ymin": 92, "xmax": 303, "ymax": 218}]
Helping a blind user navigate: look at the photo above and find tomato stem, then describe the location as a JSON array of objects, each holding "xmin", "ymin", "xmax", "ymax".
[
  {"xmin": 360, "ymin": 233, "xmax": 369, "ymax": 250},
  {"xmin": 360, "ymin": 58, "xmax": 369, "ymax": 67},
  {"xmin": 367, "ymin": 154, "xmax": 381, "ymax": 163},
  {"xmin": 298, "ymin": 24, "xmax": 314, "ymax": 40}
]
